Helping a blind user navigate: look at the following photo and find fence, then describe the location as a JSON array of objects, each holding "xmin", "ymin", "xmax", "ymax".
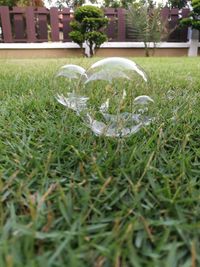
[{"xmin": 0, "ymin": 6, "xmax": 190, "ymax": 43}]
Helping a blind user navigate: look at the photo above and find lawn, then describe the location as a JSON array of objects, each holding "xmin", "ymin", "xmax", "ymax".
[{"xmin": 1, "ymin": 57, "xmax": 200, "ymax": 267}]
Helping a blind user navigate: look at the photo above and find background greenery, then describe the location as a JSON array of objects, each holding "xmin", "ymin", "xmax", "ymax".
[
  {"xmin": 0, "ymin": 0, "xmax": 189, "ymax": 9},
  {"xmin": 180, "ymin": 0, "xmax": 200, "ymax": 30},
  {"xmin": 1, "ymin": 57, "xmax": 200, "ymax": 267},
  {"xmin": 69, "ymin": 5, "xmax": 108, "ymax": 56}
]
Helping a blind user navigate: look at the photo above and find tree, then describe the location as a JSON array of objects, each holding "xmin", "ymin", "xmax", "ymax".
[
  {"xmin": 167, "ymin": 0, "xmax": 188, "ymax": 9},
  {"xmin": 52, "ymin": 0, "xmax": 84, "ymax": 9},
  {"xmin": 127, "ymin": 1, "xmax": 170, "ymax": 56},
  {"xmin": 49, "ymin": 0, "xmax": 98, "ymax": 10},
  {"xmin": 0, "ymin": 0, "xmax": 44, "ymax": 7},
  {"xmin": 180, "ymin": 0, "xmax": 200, "ymax": 30},
  {"xmin": 0, "ymin": 0, "xmax": 18, "ymax": 7},
  {"xmin": 103, "ymin": 0, "xmax": 121, "ymax": 8},
  {"xmin": 103, "ymin": 0, "xmax": 155, "ymax": 9},
  {"xmin": 69, "ymin": 5, "xmax": 108, "ymax": 57},
  {"xmin": 103, "ymin": 0, "xmax": 136, "ymax": 8}
]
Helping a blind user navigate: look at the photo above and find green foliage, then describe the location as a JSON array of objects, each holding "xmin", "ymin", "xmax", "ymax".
[
  {"xmin": 103, "ymin": 0, "xmax": 155, "ymax": 8},
  {"xmin": 68, "ymin": 31, "xmax": 84, "ymax": 46},
  {"xmin": 192, "ymin": 20, "xmax": 200, "ymax": 29},
  {"xmin": 52, "ymin": 0, "xmax": 98, "ymax": 9},
  {"xmin": 180, "ymin": 0, "xmax": 200, "ymax": 30},
  {"xmin": 167, "ymin": 0, "xmax": 188, "ymax": 9},
  {"xmin": 69, "ymin": 5, "xmax": 108, "ymax": 56},
  {"xmin": 0, "ymin": 0, "xmax": 17, "ymax": 7},
  {"xmin": 127, "ymin": 2, "xmax": 169, "ymax": 56},
  {"xmin": 193, "ymin": 0, "xmax": 200, "ymax": 13},
  {"xmin": 69, "ymin": 21, "xmax": 81, "ymax": 31},
  {"xmin": 74, "ymin": 5, "xmax": 104, "ymax": 22},
  {"xmin": 180, "ymin": 17, "xmax": 193, "ymax": 27},
  {"xmin": 82, "ymin": 17, "xmax": 109, "ymax": 31},
  {"xmin": 49, "ymin": 0, "xmax": 85, "ymax": 9},
  {"xmin": 85, "ymin": 31, "xmax": 107, "ymax": 47},
  {"xmin": 103, "ymin": 0, "xmax": 135, "ymax": 8},
  {"xmin": 0, "ymin": 0, "xmax": 44, "ymax": 7},
  {"xmin": 103, "ymin": 0, "xmax": 121, "ymax": 8}
]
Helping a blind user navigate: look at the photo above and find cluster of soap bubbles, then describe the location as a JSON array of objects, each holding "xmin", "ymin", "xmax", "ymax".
[{"xmin": 55, "ymin": 57, "xmax": 154, "ymax": 138}]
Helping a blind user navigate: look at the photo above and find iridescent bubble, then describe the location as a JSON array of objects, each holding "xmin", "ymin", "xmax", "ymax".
[{"xmin": 55, "ymin": 58, "xmax": 154, "ymax": 138}]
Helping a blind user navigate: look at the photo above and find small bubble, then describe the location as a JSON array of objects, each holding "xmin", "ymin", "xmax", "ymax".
[
  {"xmin": 134, "ymin": 95, "xmax": 154, "ymax": 105},
  {"xmin": 166, "ymin": 90, "xmax": 175, "ymax": 100}
]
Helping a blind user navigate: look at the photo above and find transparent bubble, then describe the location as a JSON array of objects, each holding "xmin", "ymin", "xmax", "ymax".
[
  {"xmin": 133, "ymin": 95, "xmax": 154, "ymax": 126},
  {"xmin": 55, "ymin": 58, "xmax": 154, "ymax": 138},
  {"xmin": 134, "ymin": 95, "xmax": 154, "ymax": 105},
  {"xmin": 166, "ymin": 89, "xmax": 175, "ymax": 101},
  {"xmin": 55, "ymin": 64, "xmax": 88, "ymax": 114}
]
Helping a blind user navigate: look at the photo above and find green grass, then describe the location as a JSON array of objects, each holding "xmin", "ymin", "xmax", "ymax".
[{"xmin": 1, "ymin": 57, "xmax": 200, "ymax": 267}]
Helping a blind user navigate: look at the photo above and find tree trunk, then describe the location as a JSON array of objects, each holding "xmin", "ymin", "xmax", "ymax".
[
  {"xmin": 144, "ymin": 42, "xmax": 150, "ymax": 57},
  {"xmin": 89, "ymin": 42, "xmax": 94, "ymax": 57},
  {"xmin": 84, "ymin": 42, "xmax": 94, "ymax": 57}
]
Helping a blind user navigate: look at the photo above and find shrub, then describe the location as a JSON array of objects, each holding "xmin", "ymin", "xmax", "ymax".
[
  {"xmin": 0, "ymin": 0, "xmax": 18, "ymax": 7},
  {"xmin": 168, "ymin": 0, "xmax": 188, "ymax": 9},
  {"xmin": 180, "ymin": 0, "xmax": 200, "ymax": 30},
  {"xmin": 69, "ymin": 5, "xmax": 108, "ymax": 57},
  {"xmin": 0, "ymin": 0, "xmax": 43, "ymax": 7}
]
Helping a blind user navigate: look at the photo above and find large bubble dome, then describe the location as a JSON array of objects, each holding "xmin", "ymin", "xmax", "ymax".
[{"xmin": 55, "ymin": 57, "xmax": 154, "ymax": 138}]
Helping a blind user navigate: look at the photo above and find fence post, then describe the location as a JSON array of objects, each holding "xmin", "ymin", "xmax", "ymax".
[
  {"xmin": 160, "ymin": 7, "xmax": 170, "ymax": 22},
  {"xmin": 26, "ymin": 7, "xmax": 36, "ymax": 42},
  {"xmin": 104, "ymin": 8, "xmax": 117, "ymax": 41},
  {"xmin": 0, "ymin": 6, "xmax": 12, "ymax": 42},
  {"xmin": 50, "ymin": 7, "xmax": 60, "ymax": 42},
  {"xmin": 62, "ymin": 8, "xmax": 71, "ymax": 42},
  {"xmin": 36, "ymin": 7, "xmax": 48, "ymax": 42},
  {"xmin": 117, "ymin": 8, "xmax": 126, "ymax": 42},
  {"xmin": 168, "ymin": 8, "xmax": 180, "ymax": 42},
  {"xmin": 12, "ymin": 7, "xmax": 26, "ymax": 42}
]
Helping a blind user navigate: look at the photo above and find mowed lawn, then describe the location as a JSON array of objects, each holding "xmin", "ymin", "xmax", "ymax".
[{"xmin": 1, "ymin": 57, "xmax": 200, "ymax": 267}]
